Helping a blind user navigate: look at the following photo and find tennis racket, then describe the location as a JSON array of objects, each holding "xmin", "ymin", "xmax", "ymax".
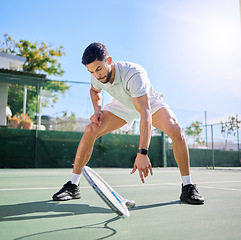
[{"xmin": 82, "ymin": 166, "xmax": 135, "ymax": 218}]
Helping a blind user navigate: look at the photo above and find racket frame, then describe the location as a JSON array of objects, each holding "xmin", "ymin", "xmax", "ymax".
[{"xmin": 82, "ymin": 166, "xmax": 130, "ymax": 218}]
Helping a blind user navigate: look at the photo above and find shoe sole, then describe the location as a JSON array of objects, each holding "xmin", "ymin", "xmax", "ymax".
[
  {"xmin": 180, "ymin": 197, "xmax": 204, "ymax": 205},
  {"xmin": 52, "ymin": 195, "xmax": 81, "ymax": 201}
]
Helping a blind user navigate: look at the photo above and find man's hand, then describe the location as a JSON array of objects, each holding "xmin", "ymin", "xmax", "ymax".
[
  {"xmin": 90, "ymin": 111, "xmax": 103, "ymax": 126},
  {"xmin": 131, "ymin": 154, "xmax": 153, "ymax": 183}
]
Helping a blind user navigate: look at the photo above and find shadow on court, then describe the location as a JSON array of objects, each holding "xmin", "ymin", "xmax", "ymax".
[
  {"xmin": 13, "ymin": 216, "xmax": 120, "ymax": 240},
  {"xmin": 0, "ymin": 200, "xmax": 180, "ymax": 240},
  {"xmin": 0, "ymin": 199, "xmax": 180, "ymax": 222},
  {"xmin": 131, "ymin": 200, "xmax": 180, "ymax": 212},
  {"xmin": 0, "ymin": 201, "xmax": 111, "ymax": 221}
]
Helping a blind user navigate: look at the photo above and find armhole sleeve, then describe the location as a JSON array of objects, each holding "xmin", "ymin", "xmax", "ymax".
[
  {"xmin": 90, "ymin": 75, "xmax": 102, "ymax": 91},
  {"xmin": 127, "ymin": 71, "xmax": 150, "ymax": 98}
]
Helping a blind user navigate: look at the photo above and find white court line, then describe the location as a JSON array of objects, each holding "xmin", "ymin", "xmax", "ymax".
[
  {"xmin": 164, "ymin": 183, "xmax": 241, "ymax": 192},
  {"xmin": 0, "ymin": 183, "xmax": 172, "ymax": 191},
  {"xmin": 0, "ymin": 187, "xmax": 59, "ymax": 191},
  {"xmin": 197, "ymin": 181, "xmax": 241, "ymax": 184},
  {"xmin": 0, "ymin": 172, "xmax": 72, "ymax": 175},
  {"xmin": 198, "ymin": 186, "xmax": 241, "ymax": 192},
  {"xmin": 0, "ymin": 181, "xmax": 241, "ymax": 191},
  {"xmin": 0, "ymin": 170, "xmax": 178, "ymax": 176}
]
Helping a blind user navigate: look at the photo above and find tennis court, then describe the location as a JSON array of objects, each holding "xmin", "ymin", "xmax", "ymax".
[{"xmin": 0, "ymin": 167, "xmax": 241, "ymax": 240}]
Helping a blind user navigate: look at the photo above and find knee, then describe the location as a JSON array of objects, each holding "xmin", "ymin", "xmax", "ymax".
[
  {"xmin": 168, "ymin": 122, "xmax": 185, "ymax": 142},
  {"xmin": 84, "ymin": 123, "xmax": 100, "ymax": 139}
]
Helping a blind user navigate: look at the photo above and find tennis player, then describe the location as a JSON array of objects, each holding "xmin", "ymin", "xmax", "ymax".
[{"xmin": 53, "ymin": 43, "xmax": 204, "ymax": 204}]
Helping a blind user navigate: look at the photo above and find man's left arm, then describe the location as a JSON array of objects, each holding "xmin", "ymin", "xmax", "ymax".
[{"xmin": 131, "ymin": 94, "xmax": 153, "ymax": 183}]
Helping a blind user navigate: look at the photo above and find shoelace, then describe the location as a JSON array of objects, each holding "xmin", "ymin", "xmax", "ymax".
[{"xmin": 187, "ymin": 184, "xmax": 199, "ymax": 196}]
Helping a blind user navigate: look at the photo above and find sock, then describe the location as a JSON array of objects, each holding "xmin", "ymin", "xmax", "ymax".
[
  {"xmin": 182, "ymin": 175, "xmax": 192, "ymax": 186},
  {"xmin": 70, "ymin": 173, "xmax": 81, "ymax": 186}
]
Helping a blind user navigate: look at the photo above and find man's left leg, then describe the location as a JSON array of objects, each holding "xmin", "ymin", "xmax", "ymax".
[{"xmin": 152, "ymin": 107, "xmax": 204, "ymax": 204}]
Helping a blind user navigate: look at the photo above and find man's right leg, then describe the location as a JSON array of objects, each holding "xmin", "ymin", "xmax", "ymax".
[
  {"xmin": 72, "ymin": 111, "xmax": 127, "ymax": 175},
  {"xmin": 52, "ymin": 111, "xmax": 126, "ymax": 201}
]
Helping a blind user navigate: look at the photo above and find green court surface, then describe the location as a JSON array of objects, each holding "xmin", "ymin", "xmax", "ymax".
[{"xmin": 0, "ymin": 167, "xmax": 241, "ymax": 240}]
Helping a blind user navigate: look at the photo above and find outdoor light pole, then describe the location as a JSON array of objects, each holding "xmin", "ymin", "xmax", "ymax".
[
  {"xmin": 23, "ymin": 86, "xmax": 27, "ymax": 115},
  {"xmin": 240, "ymin": 0, "xmax": 241, "ymax": 28},
  {"xmin": 237, "ymin": 114, "xmax": 240, "ymax": 163},
  {"xmin": 38, "ymin": 86, "xmax": 43, "ymax": 129}
]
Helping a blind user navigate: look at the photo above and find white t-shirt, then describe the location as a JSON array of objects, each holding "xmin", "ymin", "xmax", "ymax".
[
  {"xmin": 91, "ymin": 61, "xmax": 164, "ymax": 111},
  {"xmin": 90, "ymin": 61, "xmax": 167, "ymax": 130}
]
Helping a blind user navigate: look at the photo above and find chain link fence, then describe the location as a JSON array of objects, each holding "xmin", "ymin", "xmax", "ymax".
[{"xmin": 4, "ymin": 81, "xmax": 241, "ymax": 168}]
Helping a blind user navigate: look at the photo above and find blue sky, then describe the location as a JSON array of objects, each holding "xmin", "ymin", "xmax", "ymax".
[{"xmin": 1, "ymin": 0, "xmax": 240, "ymax": 126}]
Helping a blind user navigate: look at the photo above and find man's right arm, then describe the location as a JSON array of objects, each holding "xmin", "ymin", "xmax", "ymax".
[{"xmin": 90, "ymin": 85, "xmax": 103, "ymax": 126}]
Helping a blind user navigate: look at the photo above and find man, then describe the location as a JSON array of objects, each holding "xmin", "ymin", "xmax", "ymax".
[{"xmin": 53, "ymin": 43, "xmax": 204, "ymax": 205}]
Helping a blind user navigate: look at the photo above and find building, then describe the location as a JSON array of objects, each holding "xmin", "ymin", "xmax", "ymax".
[{"xmin": 0, "ymin": 52, "xmax": 26, "ymax": 126}]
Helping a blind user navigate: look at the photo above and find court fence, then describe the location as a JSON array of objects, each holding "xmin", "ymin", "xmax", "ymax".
[
  {"xmin": 0, "ymin": 128, "xmax": 163, "ymax": 168},
  {"xmin": 1, "ymin": 81, "xmax": 240, "ymax": 168},
  {"xmin": 0, "ymin": 126, "xmax": 240, "ymax": 168}
]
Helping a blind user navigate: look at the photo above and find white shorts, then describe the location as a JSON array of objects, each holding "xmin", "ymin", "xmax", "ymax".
[{"xmin": 103, "ymin": 96, "xmax": 168, "ymax": 131}]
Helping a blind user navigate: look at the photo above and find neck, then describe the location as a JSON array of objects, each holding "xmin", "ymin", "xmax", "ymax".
[{"xmin": 109, "ymin": 62, "xmax": 115, "ymax": 84}]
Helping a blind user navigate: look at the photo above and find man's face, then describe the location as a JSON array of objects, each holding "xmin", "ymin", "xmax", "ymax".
[{"xmin": 86, "ymin": 58, "xmax": 112, "ymax": 84}]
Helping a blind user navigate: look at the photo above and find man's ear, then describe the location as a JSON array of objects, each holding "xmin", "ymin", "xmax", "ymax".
[{"xmin": 107, "ymin": 56, "xmax": 112, "ymax": 65}]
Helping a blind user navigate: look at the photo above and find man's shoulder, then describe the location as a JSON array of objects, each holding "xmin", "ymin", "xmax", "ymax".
[
  {"xmin": 115, "ymin": 61, "xmax": 147, "ymax": 82},
  {"xmin": 115, "ymin": 61, "xmax": 145, "ymax": 72},
  {"xmin": 90, "ymin": 74, "xmax": 102, "ymax": 89}
]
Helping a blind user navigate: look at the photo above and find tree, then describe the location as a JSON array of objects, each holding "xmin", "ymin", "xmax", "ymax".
[
  {"xmin": 0, "ymin": 34, "xmax": 69, "ymax": 118},
  {"xmin": 185, "ymin": 121, "xmax": 205, "ymax": 147},
  {"xmin": 221, "ymin": 116, "xmax": 240, "ymax": 150},
  {"xmin": 56, "ymin": 112, "xmax": 77, "ymax": 131}
]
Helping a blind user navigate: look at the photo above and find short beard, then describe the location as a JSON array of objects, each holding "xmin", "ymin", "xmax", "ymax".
[{"xmin": 103, "ymin": 69, "xmax": 112, "ymax": 84}]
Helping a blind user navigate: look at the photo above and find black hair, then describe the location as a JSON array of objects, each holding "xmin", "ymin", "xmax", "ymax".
[{"xmin": 82, "ymin": 42, "xmax": 109, "ymax": 65}]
